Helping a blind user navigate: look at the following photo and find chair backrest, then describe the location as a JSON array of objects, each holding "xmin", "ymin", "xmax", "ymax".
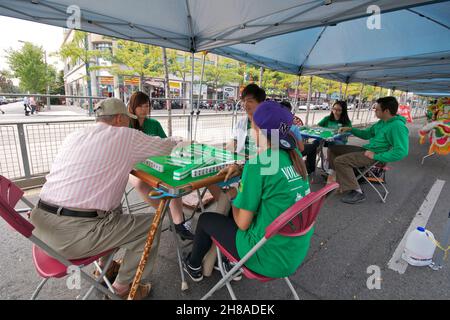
[
  {"xmin": 0, "ymin": 175, "xmax": 35, "ymax": 238},
  {"xmin": 265, "ymin": 182, "xmax": 338, "ymax": 239}
]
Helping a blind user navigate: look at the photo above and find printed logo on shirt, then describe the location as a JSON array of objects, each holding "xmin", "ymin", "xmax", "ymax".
[{"xmin": 281, "ymin": 165, "xmax": 301, "ymax": 183}]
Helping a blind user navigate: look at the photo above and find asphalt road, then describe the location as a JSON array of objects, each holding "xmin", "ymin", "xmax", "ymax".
[{"xmin": 0, "ymin": 118, "xmax": 448, "ymax": 300}]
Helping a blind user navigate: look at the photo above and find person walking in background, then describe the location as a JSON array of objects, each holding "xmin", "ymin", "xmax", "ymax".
[{"xmin": 29, "ymin": 96, "xmax": 37, "ymax": 115}]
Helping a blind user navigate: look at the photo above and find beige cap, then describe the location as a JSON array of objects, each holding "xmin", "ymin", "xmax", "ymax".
[{"xmin": 94, "ymin": 98, "xmax": 137, "ymax": 119}]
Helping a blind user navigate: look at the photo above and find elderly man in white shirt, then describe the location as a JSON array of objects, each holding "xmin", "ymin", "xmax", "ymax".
[{"xmin": 30, "ymin": 98, "xmax": 180, "ymax": 299}]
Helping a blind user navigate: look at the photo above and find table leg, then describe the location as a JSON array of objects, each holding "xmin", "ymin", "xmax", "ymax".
[{"xmin": 127, "ymin": 198, "xmax": 170, "ymax": 300}]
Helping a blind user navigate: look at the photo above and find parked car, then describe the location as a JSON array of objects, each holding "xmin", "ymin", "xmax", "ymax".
[
  {"xmin": 347, "ymin": 103, "xmax": 355, "ymax": 110},
  {"xmin": 320, "ymin": 103, "xmax": 329, "ymax": 110},
  {"xmin": 0, "ymin": 96, "xmax": 7, "ymax": 105},
  {"xmin": 298, "ymin": 105, "xmax": 308, "ymax": 111}
]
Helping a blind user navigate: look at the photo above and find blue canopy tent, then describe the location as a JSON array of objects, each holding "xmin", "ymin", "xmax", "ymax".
[
  {"xmin": 212, "ymin": 1, "xmax": 450, "ymax": 95},
  {"xmin": 0, "ymin": 0, "xmax": 440, "ymax": 52},
  {"xmin": 1, "ymin": 0, "xmax": 448, "ymax": 115}
]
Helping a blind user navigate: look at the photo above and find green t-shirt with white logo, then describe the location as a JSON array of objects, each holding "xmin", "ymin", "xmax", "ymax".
[{"xmin": 233, "ymin": 148, "xmax": 313, "ymax": 278}]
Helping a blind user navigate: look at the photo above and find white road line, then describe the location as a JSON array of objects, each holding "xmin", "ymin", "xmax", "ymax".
[{"xmin": 387, "ymin": 179, "xmax": 446, "ymax": 274}]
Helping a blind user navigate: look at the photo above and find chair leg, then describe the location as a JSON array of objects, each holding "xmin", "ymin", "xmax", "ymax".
[
  {"xmin": 284, "ymin": 277, "xmax": 300, "ymax": 300},
  {"xmin": 363, "ymin": 169, "xmax": 389, "ymax": 203},
  {"xmin": 201, "ymin": 248, "xmax": 238, "ymax": 300},
  {"xmin": 216, "ymin": 248, "xmax": 237, "ymax": 300},
  {"xmin": 356, "ymin": 167, "xmax": 389, "ymax": 203},
  {"xmin": 30, "ymin": 278, "xmax": 49, "ymax": 300},
  {"xmin": 82, "ymin": 254, "xmax": 116, "ymax": 300},
  {"xmin": 123, "ymin": 189, "xmax": 132, "ymax": 214},
  {"xmin": 167, "ymin": 208, "xmax": 188, "ymax": 291}
]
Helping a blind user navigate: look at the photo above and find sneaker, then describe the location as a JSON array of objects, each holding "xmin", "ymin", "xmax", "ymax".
[
  {"xmin": 214, "ymin": 258, "xmax": 242, "ymax": 281},
  {"xmin": 182, "ymin": 254, "xmax": 203, "ymax": 282},
  {"xmin": 174, "ymin": 221, "xmax": 195, "ymax": 241},
  {"xmin": 341, "ymin": 190, "xmax": 366, "ymax": 204}
]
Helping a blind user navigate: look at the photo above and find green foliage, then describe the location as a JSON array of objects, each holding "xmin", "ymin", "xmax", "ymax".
[
  {"xmin": 59, "ymin": 31, "xmax": 103, "ymax": 82},
  {"xmin": 108, "ymin": 40, "xmax": 164, "ymax": 82},
  {"xmin": 6, "ymin": 42, "xmax": 56, "ymax": 93},
  {"xmin": 201, "ymin": 56, "xmax": 240, "ymax": 91},
  {"xmin": 0, "ymin": 70, "xmax": 20, "ymax": 93}
]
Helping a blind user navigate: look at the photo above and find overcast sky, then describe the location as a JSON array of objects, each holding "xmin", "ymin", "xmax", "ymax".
[{"xmin": 0, "ymin": 16, "xmax": 64, "ymax": 81}]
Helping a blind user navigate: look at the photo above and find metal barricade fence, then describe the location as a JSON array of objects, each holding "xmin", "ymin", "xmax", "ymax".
[{"xmin": 0, "ymin": 105, "xmax": 426, "ymax": 183}]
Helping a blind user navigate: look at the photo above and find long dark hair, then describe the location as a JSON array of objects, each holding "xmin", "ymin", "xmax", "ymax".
[
  {"xmin": 271, "ymin": 131, "xmax": 308, "ymax": 180},
  {"xmin": 329, "ymin": 100, "xmax": 351, "ymax": 126},
  {"xmin": 288, "ymin": 144, "xmax": 308, "ymax": 180},
  {"xmin": 128, "ymin": 91, "xmax": 150, "ymax": 131}
]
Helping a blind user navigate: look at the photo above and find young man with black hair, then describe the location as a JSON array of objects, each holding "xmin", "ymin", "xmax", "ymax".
[{"xmin": 328, "ymin": 96, "xmax": 409, "ymax": 204}]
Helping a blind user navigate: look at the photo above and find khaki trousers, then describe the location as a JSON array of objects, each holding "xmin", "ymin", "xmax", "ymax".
[
  {"xmin": 328, "ymin": 145, "xmax": 376, "ymax": 192},
  {"xmin": 30, "ymin": 205, "xmax": 162, "ymax": 285}
]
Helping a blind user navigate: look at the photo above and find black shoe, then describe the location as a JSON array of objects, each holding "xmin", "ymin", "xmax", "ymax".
[
  {"xmin": 174, "ymin": 222, "xmax": 195, "ymax": 241},
  {"xmin": 182, "ymin": 254, "xmax": 203, "ymax": 282},
  {"xmin": 213, "ymin": 258, "xmax": 242, "ymax": 281},
  {"xmin": 341, "ymin": 190, "xmax": 366, "ymax": 204}
]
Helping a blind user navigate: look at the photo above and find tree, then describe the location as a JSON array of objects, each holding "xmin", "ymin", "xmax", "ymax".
[
  {"xmin": 202, "ymin": 56, "xmax": 240, "ymax": 100},
  {"xmin": 49, "ymin": 70, "xmax": 66, "ymax": 104},
  {"xmin": 0, "ymin": 70, "xmax": 20, "ymax": 93},
  {"xmin": 59, "ymin": 31, "xmax": 103, "ymax": 113},
  {"xmin": 6, "ymin": 42, "xmax": 55, "ymax": 93},
  {"xmin": 107, "ymin": 40, "xmax": 164, "ymax": 90}
]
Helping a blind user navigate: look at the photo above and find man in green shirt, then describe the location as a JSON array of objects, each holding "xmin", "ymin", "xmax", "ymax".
[
  {"xmin": 182, "ymin": 101, "xmax": 313, "ymax": 281},
  {"xmin": 328, "ymin": 97, "xmax": 409, "ymax": 204}
]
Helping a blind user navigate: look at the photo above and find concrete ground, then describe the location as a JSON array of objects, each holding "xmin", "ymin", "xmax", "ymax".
[{"xmin": 1, "ymin": 119, "xmax": 449, "ymax": 300}]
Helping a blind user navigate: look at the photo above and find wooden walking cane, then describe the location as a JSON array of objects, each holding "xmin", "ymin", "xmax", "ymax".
[{"xmin": 127, "ymin": 192, "xmax": 169, "ymax": 300}]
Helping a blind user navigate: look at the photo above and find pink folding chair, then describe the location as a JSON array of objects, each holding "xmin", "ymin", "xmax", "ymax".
[
  {"xmin": 202, "ymin": 182, "xmax": 339, "ymax": 300},
  {"xmin": 0, "ymin": 175, "xmax": 120, "ymax": 300}
]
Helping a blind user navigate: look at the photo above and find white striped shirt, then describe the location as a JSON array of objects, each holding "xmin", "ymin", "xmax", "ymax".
[{"xmin": 40, "ymin": 122, "xmax": 177, "ymax": 211}]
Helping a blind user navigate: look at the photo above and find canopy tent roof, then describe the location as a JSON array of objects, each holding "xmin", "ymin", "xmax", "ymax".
[
  {"xmin": 1, "ymin": 0, "xmax": 448, "ymax": 95},
  {"xmin": 212, "ymin": 1, "xmax": 450, "ymax": 93},
  {"xmin": 0, "ymin": 0, "xmax": 441, "ymax": 52}
]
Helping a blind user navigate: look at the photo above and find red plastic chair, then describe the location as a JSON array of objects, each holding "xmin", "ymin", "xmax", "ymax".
[
  {"xmin": 202, "ymin": 182, "xmax": 339, "ymax": 300},
  {"xmin": 0, "ymin": 175, "xmax": 120, "ymax": 300}
]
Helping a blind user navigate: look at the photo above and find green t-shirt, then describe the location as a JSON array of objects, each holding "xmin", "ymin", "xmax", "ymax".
[
  {"xmin": 233, "ymin": 148, "xmax": 313, "ymax": 278},
  {"xmin": 131, "ymin": 118, "xmax": 167, "ymax": 138},
  {"xmin": 318, "ymin": 115, "xmax": 352, "ymax": 129}
]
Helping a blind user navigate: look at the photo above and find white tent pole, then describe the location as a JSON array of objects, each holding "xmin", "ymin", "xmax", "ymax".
[
  {"xmin": 162, "ymin": 48, "xmax": 172, "ymax": 137},
  {"xmin": 259, "ymin": 67, "xmax": 264, "ymax": 87},
  {"xmin": 189, "ymin": 52, "xmax": 195, "ymax": 141},
  {"xmin": 194, "ymin": 52, "xmax": 207, "ymax": 141},
  {"xmin": 356, "ymin": 83, "xmax": 365, "ymax": 121},
  {"xmin": 294, "ymin": 75, "xmax": 300, "ymax": 113},
  {"xmin": 343, "ymin": 82, "xmax": 349, "ymax": 100},
  {"xmin": 305, "ymin": 76, "xmax": 313, "ymax": 126}
]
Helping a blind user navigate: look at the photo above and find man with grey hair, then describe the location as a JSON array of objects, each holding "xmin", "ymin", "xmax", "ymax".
[{"xmin": 30, "ymin": 98, "xmax": 180, "ymax": 299}]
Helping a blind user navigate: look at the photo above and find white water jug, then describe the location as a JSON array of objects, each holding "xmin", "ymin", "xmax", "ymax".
[{"xmin": 402, "ymin": 227, "xmax": 436, "ymax": 266}]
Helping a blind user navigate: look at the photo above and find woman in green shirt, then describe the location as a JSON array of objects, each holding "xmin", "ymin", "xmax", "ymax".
[
  {"xmin": 127, "ymin": 91, "xmax": 194, "ymax": 240},
  {"xmin": 182, "ymin": 101, "xmax": 313, "ymax": 282},
  {"xmin": 317, "ymin": 100, "xmax": 352, "ymax": 145}
]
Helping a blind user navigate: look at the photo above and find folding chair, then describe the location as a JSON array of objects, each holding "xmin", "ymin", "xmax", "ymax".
[
  {"xmin": 0, "ymin": 175, "xmax": 120, "ymax": 300},
  {"xmin": 355, "ymin": 161, "xmax": 390, "ymax": 203},
  {"xmin": 201, "ymin": 182, "xmax": 339, "ymax": 300},
  {"xmin": 122, "ymin": 187, "xmax": 151, "ymax": 214}
]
